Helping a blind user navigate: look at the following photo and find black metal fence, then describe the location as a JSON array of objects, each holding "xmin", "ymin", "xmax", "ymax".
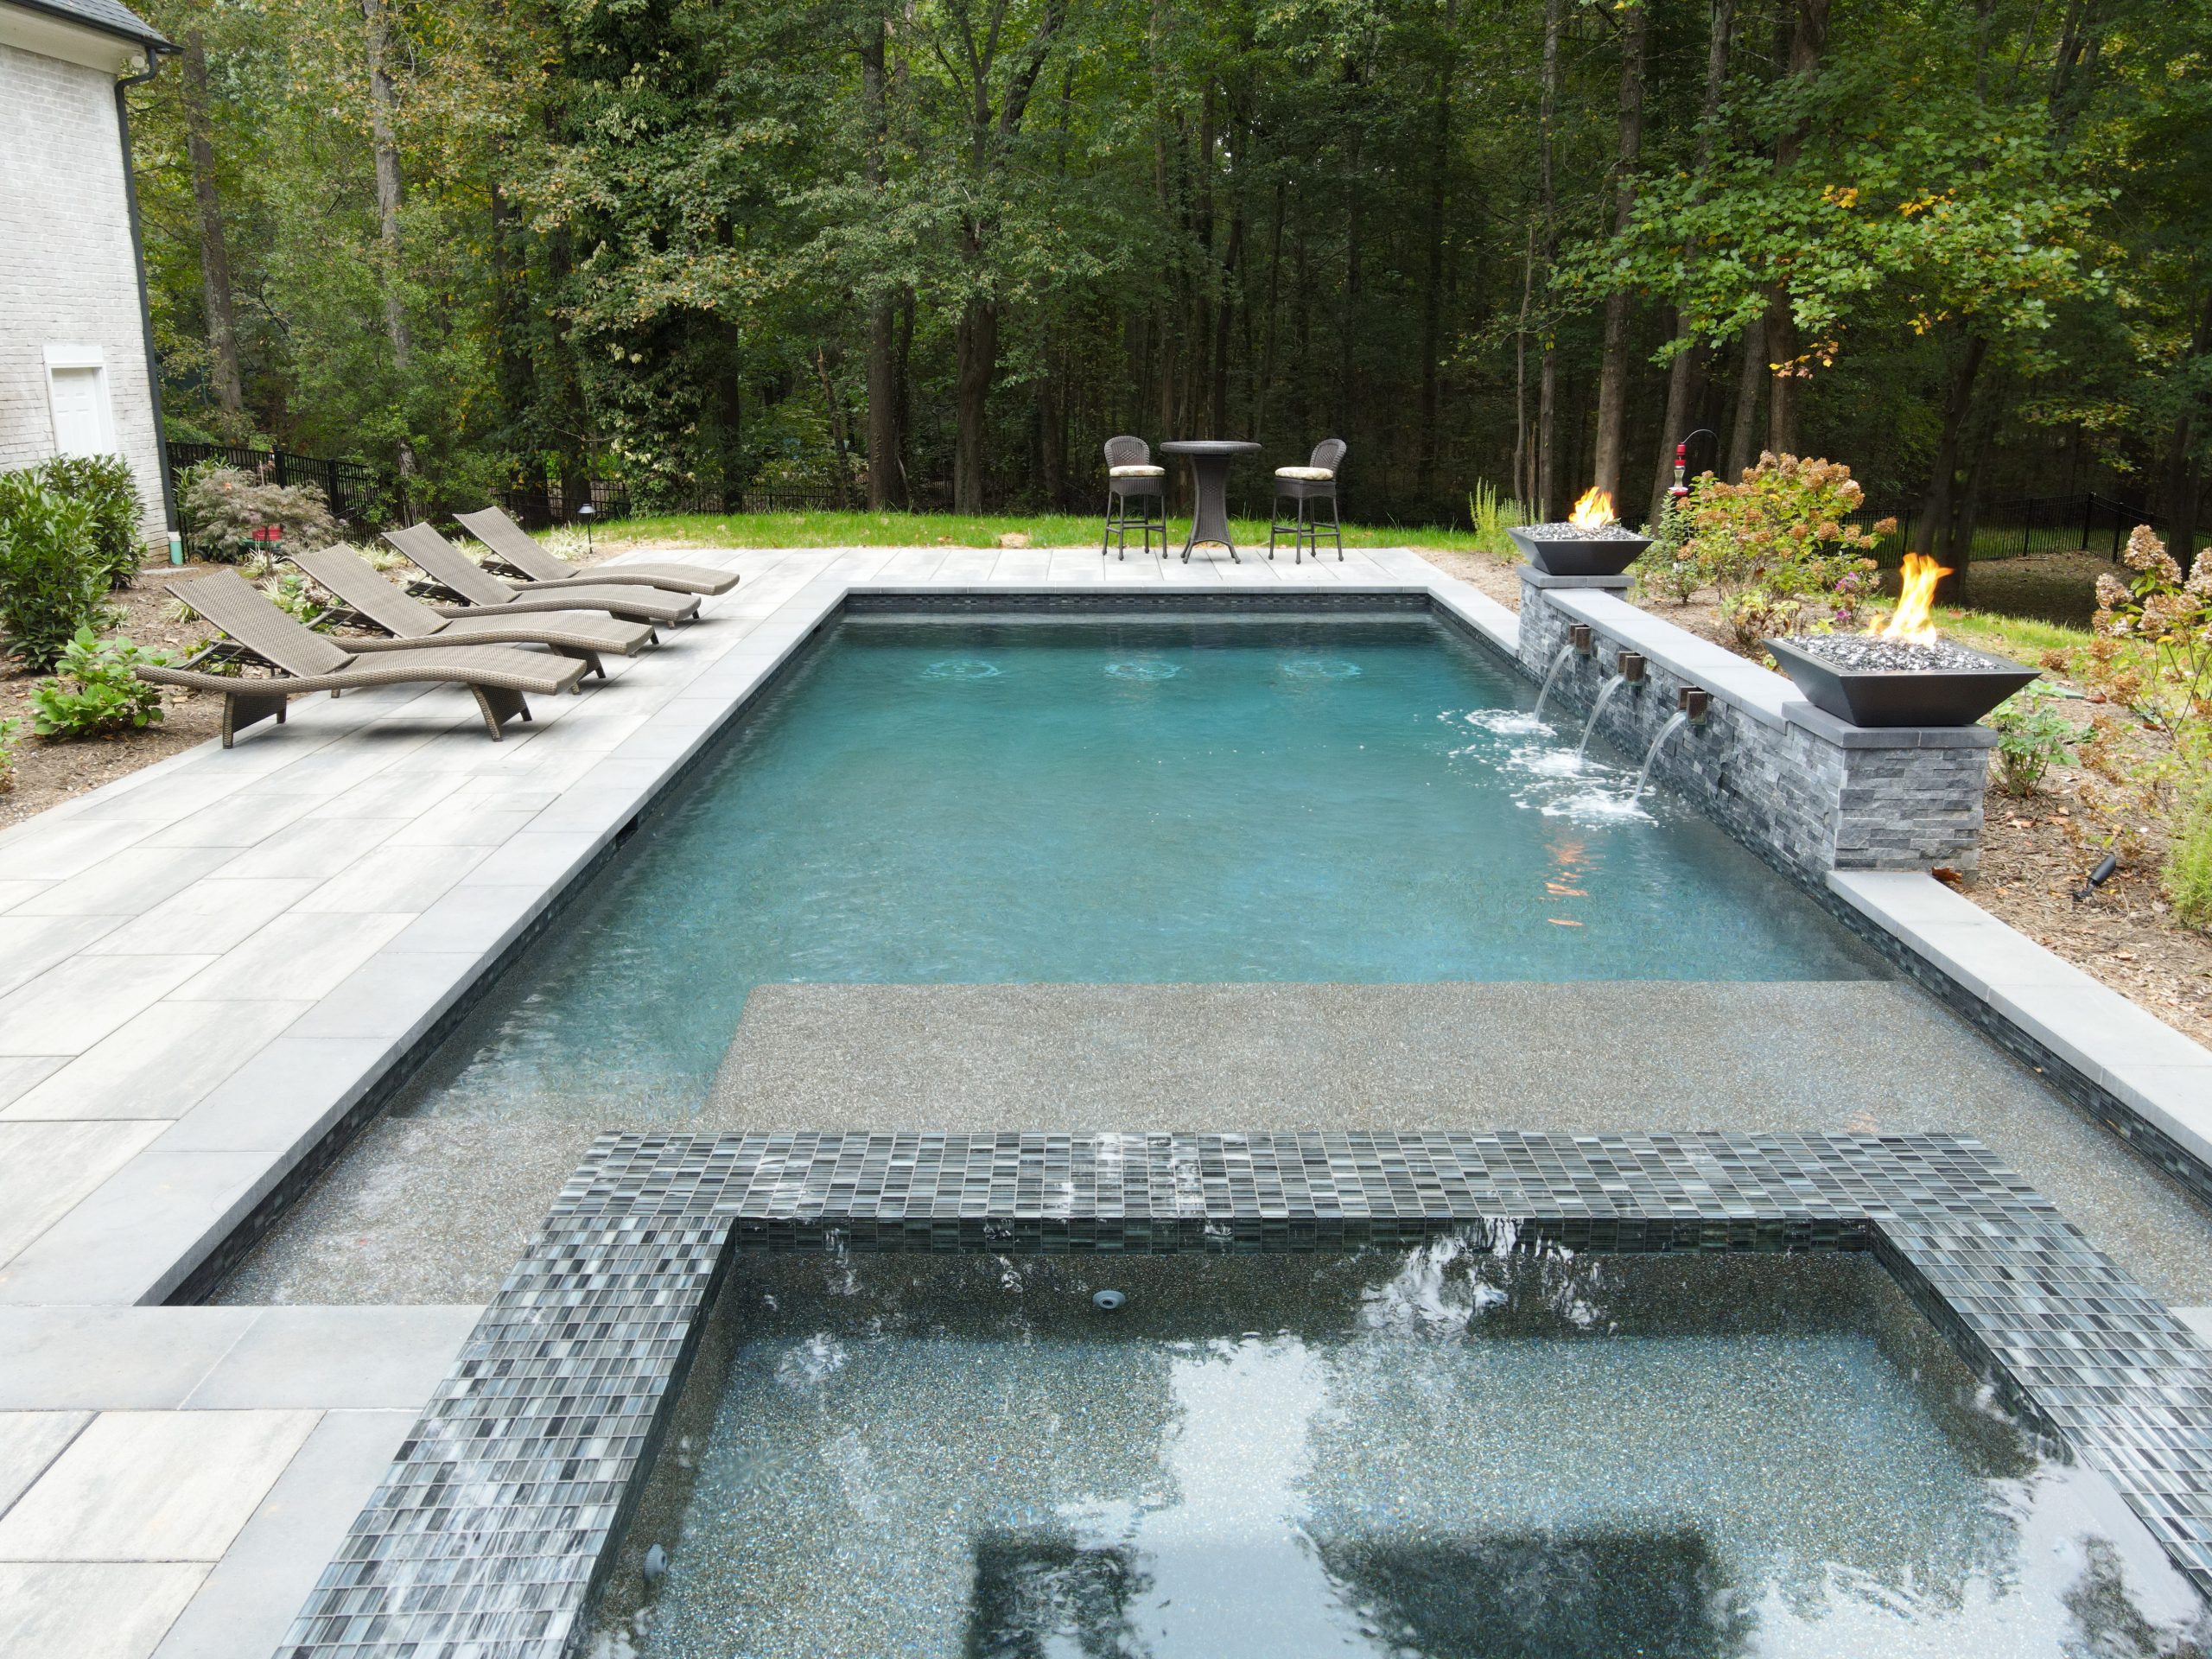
[
  {"xmin": 493, "ymin": 481, "xmax": 843, "ymax": 527},
  {"xmin": 1843, "ymin": 491, "xmax": 2163, "ymax": 569},
  {"xmin": 168, "ymin": 442, "xmax": 404, "ymax": 528}
]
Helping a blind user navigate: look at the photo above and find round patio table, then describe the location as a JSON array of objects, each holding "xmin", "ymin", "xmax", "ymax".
[{"xmin": 1160, "ymin": 440, "xmax": 1262, "ymax": 563}]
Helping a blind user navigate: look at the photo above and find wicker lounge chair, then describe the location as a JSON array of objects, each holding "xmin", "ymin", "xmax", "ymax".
[
  {"xmin": 454, "ymin": 505, "xmax": 739, "ymax": 596},
  {"xmin": 289, "ymin": 545, "xmax": 653, "ymax": 680},
  {"xmin": 384, "ymin": 524, "xmax": 702, "ymax": 626},
  {"xmin": 139, "ymin": 570, "xmax": 588, "ymax": 747}
]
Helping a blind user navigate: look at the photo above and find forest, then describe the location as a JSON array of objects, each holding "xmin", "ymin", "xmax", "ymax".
[{"xmin": 127, "ymin": 0, "xmax": 2212, "ymax": 548}]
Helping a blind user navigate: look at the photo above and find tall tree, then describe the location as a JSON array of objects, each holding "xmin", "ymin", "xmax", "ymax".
[
  {"xmin": 179, "ymin": 27, "xmax": 245, "ymax": 425},
  {"xmin": 360, "ymin": 0, "xmax": 414, "ymax": 474},
  {"xmin": 1648, "ymin": 0, "xmax": 1733, "ymax": 523},
  {"xmin": 1589, "ymin": 0, "xmax": 1648, "ymax": 505}
]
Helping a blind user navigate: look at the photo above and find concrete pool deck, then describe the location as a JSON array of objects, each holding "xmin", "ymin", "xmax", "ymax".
[{"xmin": 3, "ymin": 541, "xmax": 2212, "ymax": 1655}]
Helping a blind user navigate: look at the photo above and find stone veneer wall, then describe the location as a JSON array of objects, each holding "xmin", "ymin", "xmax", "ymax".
[{"xmin": 1514, "ymin": 570, "xmax": 1996, "ymax": 875}]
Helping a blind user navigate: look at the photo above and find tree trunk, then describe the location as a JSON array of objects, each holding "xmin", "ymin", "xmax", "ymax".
[
  {"xmin": 361, "ymin": 0, "xmax": 414, "ymax": 474},
  {"xmin": 861, "ymin": 19, "xmax": 899, "ymax": 508},
  {"xmin": 953, "ymin": 293, "xmax": 998, "ymax": 512},
  {"xmin": 814, "ymin": 346, "xmax": 855, "ymax": 508},
  {"xmin": 1417, "ymin": 9, "xmax": 1454, "ymax": 505},
  {"xmin": 1648, "ymin": 329, "xmax": 1706, "ymax": 526},
  {"xmin": 1535, "ymin": 0, "xmax": 1562, "ymax": 517},
  {"xmin": 1648, "ymin": 0, "xmax": 1735, "ymax": 524},
  {"xmin": 1913, "ymin": 331, "xmax": 1987, "ymax": 562},
  {"xmin": 1726, "ymin": 318, "xmax": 1764, "ymax": 480},
  {"xmin": 180, "ymin": 30, "xmax": 244, "ymax": 423},
  {"xmin": 1764, "ymin": 0, "xmax": 1829, "ymax": 460},
  {"xmin": 1589, "ymin": 0, "xmax": 1649, "ymax": 504}
]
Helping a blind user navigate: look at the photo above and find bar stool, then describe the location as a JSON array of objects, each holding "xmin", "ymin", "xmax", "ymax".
[
  {"xmin": 1101, "ymin": 435, "xmax": 1168, "ymax": 561},
  {"xmin": 1268, "ymin": 439, "xmax": 1347, "ymax": 563}
]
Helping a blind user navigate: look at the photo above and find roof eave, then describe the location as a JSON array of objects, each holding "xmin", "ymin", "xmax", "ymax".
[{"xmin": 0, "ymin": 0, "xmax": 169, "ymax": 51}]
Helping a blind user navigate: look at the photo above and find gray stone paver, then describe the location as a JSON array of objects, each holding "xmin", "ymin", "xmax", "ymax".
[
  {"xmin": 0, "ymin": 1410, "xmax": 89, "ymax": 1515},
  {"xmin": 0, "ymin": 1408, "xmax": 320, "ymax": 1560},
  {"xmin": 0, "ymin": 1562, "xmax": 208, "ymax": 1659}
]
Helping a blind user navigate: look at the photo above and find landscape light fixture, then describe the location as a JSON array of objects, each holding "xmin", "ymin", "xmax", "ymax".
[
  {"xmin": 578, "ymin": 499, "xmax": 595, "ymax": 556},
  {"xmin": 2073, "ymin": 851, "xmax": 2119, "ymax": 903}
]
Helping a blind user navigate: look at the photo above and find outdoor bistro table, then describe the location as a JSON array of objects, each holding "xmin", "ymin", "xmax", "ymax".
[{"xmin": 1160, "ymin": 439, "xmax": 1262, "ymax": 562}]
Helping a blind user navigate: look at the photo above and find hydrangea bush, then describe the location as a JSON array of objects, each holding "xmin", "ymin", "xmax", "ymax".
[{"xmin": 1669, "ymin": 453, "xmax": 1888, "ymax": 654}]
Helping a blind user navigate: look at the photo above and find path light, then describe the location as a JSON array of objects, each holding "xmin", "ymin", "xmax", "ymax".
[
  {"xmin": 577, "ymin": 499, "xmax": 595, "ymax": 556},
  {"xmin": 2074, "ymin": 852, "xmax": 2120, "ymax": 903}
]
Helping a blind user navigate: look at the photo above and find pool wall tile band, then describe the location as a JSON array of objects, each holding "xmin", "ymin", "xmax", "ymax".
[
  {"xmin": 279, "ymin": 1130, "xmax": 2212, "ymax": 1659},
  {"xmin": 1513, "ymin": 570, "xmax": 1997, "ymax": 876}
]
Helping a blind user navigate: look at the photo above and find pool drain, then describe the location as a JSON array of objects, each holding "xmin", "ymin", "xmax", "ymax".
[{"xmin": 1092, "ymin": 1288, "xmax": 1126, "ymax": 1312}]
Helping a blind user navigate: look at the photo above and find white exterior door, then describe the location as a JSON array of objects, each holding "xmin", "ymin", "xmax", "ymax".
[{"xmin": 44, "ymin": 350, "xmax": 117, "ymax": 457}]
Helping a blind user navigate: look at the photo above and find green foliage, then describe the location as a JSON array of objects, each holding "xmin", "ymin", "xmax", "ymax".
[
  {"xmin": 2094, "ymin": 526, "xmax": 2212, "ymax": 740},
  {"xmin": 2170, "ymin": 774, "xmax": 2212, "ymax": 931},
  {"xmin": 29, "ymin": 628, "xmax": 169, "ymax": 739},
  {"xmin": 0, "ymin": 716, "xmax": 18, "ymax": 791},
  {"xmin": 1466, "ymin": 481, "xmax": 1526, "ymax": 558},
  {"xmin": 1987, "ymin": 688, "xmax": 2089, "ymax": 798},
  {"xmin": 1675, "ymin": 455, "xmax": 1886, "ymax": 654},
  {"xmin": 0, "ymin": 471, "xmax": 114, "ymax": 671},
  {"xmin": 35, "ymin": 455, "xmax": 143, "ymax": 589},
  {"xmin": 181, "ymin": 466, "xmax": 340, "ymax": 563},
  {"xmin": 1630, "ymin": 496, "xmax": 1700, "ymax": 607}
]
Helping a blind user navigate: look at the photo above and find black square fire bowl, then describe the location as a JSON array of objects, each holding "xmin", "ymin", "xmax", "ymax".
[
  {"xmin": 1507, "ymin": 524, "xmax": 1652, "ymax": 579},
  {"xmin": 1765, "ymin": 635, "xmax": 2039, "ymax": 728}
]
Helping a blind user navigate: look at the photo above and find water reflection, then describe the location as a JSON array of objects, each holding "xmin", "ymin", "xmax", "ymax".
[{"xmin": 608, "ymin": 1251, "xmax": 2210, "ymax": 1659}]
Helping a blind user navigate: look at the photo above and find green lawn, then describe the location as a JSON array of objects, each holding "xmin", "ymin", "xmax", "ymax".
[{"xmin": 591, "ymin": 508, "xmax": 1491, "ymax": 553}]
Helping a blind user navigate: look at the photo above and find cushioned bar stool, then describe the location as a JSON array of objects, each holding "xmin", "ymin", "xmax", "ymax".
[
  {"xmin": 1101, "ymin": 435, "xmax": 1168, "ymax": 561},
  {"xmin": 1268, "ymin": 438, "xmax": 1347, "ymax": 563}
]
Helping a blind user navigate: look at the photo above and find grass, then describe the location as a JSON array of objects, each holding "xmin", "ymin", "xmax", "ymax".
[
  {"xmin": 582, "ymin": 508, "xmax": 1488, "ymax": 553},
  {"xmin": 1930, "ymin": 607, "xmax": 2094, "ymax": 661}
]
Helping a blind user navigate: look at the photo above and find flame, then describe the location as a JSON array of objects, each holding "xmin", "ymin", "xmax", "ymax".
[
  {"xmin": 1568, "ymin": 486, "xmax": 1616, "ymax": 530},
  {"xmin": 1873, "ymin": 552, "xmax": 1951, "ymax": 645}
]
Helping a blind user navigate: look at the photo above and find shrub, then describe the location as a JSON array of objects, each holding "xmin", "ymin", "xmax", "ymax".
[
  {"xmin": 1466, "ymin": 480, "xmax": 1527, "ymax": 558},
  {"xmin": 2094, "ymin": 524, "xmax": 2212, "ymax": 740},
  {"xmin": 181, "ymin": 465, "xmax": 341, "ymax": 562},
  {"xmin": 29, "ymin": 627, "xmax": 168, "ymax": 738},
  {"xmin": 0, "ymin": 716, "xmax": 17, "ymax": 791},
  {"xmin": 37, "ymin": 454, "xmax": 143, "ymax": 589},
  {"xmin": 1988, "ymin": 688, "xmax": 2089, "ymax": 797},
  {"xmin": 0, "ymin": 470, "xmax": 113, "ymax": 670},
  {"xmin": 1676, "ymin": 453, "xmax": 1887, "ymax": 655},
  {"xmin": 1629, "ymin": 495, "xmax": 1701, "ymax": 607},
  {"xmin": 2171, "ymin": 778, "xmax": 2212, "ymax": 929}
]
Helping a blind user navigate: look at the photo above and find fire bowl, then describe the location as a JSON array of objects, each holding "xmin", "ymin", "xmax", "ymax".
[
  {"xmin": 1765, "ymin": 634, "xmax": 2038, "ymax": 728},
  {"xmin": 1508, "ymin": 524, "xmax": 1652, "ymax": 579}
]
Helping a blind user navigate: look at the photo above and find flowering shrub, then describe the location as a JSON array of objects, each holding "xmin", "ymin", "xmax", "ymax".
[
  {"xmin": 181, "ymin": 465, "xmax": 341, "ymax": 562},
  {"xmin": 2094, "ymin": 525, "xmax": 2212, "ymax": 738},
  {"xmin": 1675, "ymin": 453, "xmax": 1887, "ymax": 654},
  {"xmin": 29, "ymin": 627, "xmax": 168, "ymax": 738}
]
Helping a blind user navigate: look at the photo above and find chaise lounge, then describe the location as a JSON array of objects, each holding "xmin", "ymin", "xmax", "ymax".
[
  {"xmin": 139, "ymin": 570, "xmax": 589, "ymax": 746},
  {"xmin": 454, "ymin": 505, "xmax": 739, "ymax": 596},
  {"xmin": 383, "ymin": 524, "xmax": 702, "ymax": 626},
  {"xmin": 288, "ymin": 545, "xmax": 654, "ymax": 680}
]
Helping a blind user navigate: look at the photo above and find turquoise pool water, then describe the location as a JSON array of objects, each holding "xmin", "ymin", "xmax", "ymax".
[
  {"xmin": 416, "ymin": 613, "xmax": 1873, "ymax": 1122},
  {"xmin": 594, "ymin": 1251, "xmax": 2209, "ymax": 1658}
]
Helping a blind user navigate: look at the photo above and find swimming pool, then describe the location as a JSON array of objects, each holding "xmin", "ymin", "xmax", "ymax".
[
  {"xmin": 400, "ymin": 613, "xmax": 1870, "ymax": 1123},
  {"xmin": 592, "ymin": 1249, "xmax": 2208, "ymax": 1658}
]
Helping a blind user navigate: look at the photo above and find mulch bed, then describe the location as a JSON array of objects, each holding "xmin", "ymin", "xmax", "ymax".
[{"xmin": 0, "ymin": 563, "xmax": 223, "ymax": 831}]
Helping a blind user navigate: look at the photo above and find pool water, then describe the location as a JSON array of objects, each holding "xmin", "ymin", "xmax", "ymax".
[
  {"xmin": 414, "ymin": 614, "xmax": 1872, "ymax": 1124},
  {"xmin": 594, "ymin": 1249, "xmax": 2209, "ymax": 1659}
]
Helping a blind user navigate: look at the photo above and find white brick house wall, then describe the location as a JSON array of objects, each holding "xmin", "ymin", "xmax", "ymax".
[{"xmin": 0, "ymin": 34, "xmax": 168, "ymax": 551}]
